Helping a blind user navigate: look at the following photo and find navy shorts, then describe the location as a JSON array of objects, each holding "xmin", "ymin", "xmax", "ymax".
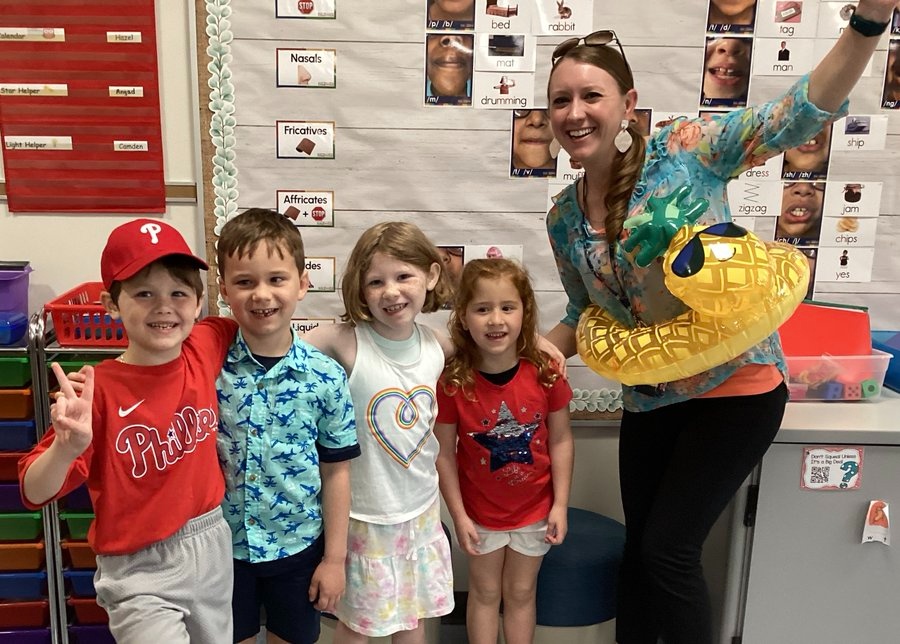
[{"xmin": 232, "ymin": 535, "xmax": 324, "ymax": 643}]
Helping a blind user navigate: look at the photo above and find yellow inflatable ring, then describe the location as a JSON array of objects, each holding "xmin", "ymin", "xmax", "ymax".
[{"xmin": 576, "ymin": 222, "xmax": 809, "ymax": 386}]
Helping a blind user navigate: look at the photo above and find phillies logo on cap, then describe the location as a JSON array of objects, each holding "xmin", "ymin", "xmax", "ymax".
[
  {"xmin": 311, "ymin": 206, "xmax": 326, "ymax": 222},
  {"xmin": 140, "ymin": 222, "xmax": 163, "ymax": 244},
  {"xmin": 297, "ymin": 0, "xmax": 314, "ymax": 14}
]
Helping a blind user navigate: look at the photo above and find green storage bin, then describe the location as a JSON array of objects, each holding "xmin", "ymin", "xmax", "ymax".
[
  {"xmin": 0, "ymin": 357, "xmax": 30, "ymax": 388},
  {"xmin": 0, "ymin": 512, "xmax": 43, "ymax": 541},
  {"xmin": 59, "ymin": 512, "xmax": 94, "ymax": 540},
  {"xmin": 50, "ymin": 355, "xmax": 105, "ymax": 375}
]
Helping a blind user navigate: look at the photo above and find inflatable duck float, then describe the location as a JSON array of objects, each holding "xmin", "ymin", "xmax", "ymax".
[{"xmin": 577, "ymin": 188, "xmax": 810, "ymax": 386}]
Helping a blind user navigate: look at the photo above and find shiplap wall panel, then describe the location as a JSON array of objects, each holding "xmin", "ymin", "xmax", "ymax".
[{"xmin": 211, "ymin": 0, "xmax": 900, "ymax": 355}]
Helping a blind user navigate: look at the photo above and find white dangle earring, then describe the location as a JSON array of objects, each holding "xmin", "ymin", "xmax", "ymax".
[{"xmin": 614, "ymin": 118, "xmax": 632, "ymax": 153}]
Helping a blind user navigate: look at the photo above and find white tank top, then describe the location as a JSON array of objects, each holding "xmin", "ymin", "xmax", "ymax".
[{"xmin": 348, "ymin": 322, "xmax": 445, "ymax": 524}]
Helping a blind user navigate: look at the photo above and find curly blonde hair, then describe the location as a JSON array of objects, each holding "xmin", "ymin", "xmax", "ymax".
[
  {"xmin": 340, "ymin": 222, "xmax": 454, "ymax": 325},
  {"xmin": 442, "ymin": 258, "xmax": 559, "ymax": 400}
]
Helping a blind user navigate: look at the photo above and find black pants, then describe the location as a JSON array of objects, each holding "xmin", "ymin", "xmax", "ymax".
[{"xmin": 614, "ymin": 383, "xmax": 788, "ymax": 644}]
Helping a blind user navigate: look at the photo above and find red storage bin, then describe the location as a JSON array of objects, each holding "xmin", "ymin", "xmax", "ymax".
[
  {"xmin": 0, "ymin": 454, "xmax": 26, "ymax": 483},
  {"xmin": 0, "ymin": 600, "xmax": 49, "ymax": 628},
  {"xmin": 44, "ymin": 283, "xmax": 127, "ymax": 348},
  {"xmin": 67, "ymin": 598, "xmax": 108, "ymax": 625}
]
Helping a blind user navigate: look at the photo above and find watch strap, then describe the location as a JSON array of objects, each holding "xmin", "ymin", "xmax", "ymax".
[{"xmin": 848, "ymin": 12, "xmax": 889, "ymax": 37}]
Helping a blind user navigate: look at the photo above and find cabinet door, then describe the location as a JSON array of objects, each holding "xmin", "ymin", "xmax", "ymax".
[{"xmin": 743, "ymin": 443, "xmax": 900, "ymax": 643}]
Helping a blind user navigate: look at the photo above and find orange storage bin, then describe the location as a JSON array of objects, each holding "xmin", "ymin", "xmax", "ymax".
[
  {"xmin": 61, "ymin": 540, "xmax": 96, "ymax": 569},
  {"xmin": 0, "ymin": 387, "xmax": 33, "ymax": 419},
  {"xmin": 44, "ymin": 283, "xmax": 127, "ymax": 348},
  {"xmin": 67, "ymin": 598, "xmax": 108, "ymax": 625},
  {"xmin": 0, "ymin": 542, "xmax": 44, "ymax": 571},
  {"xmin": 0, "ymin": 599, "xmax": 49, "ymax": 628}
]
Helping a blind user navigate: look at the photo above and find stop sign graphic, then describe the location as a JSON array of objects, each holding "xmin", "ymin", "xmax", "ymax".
[
  {"xmin": 297, "ymin": 0, "xmax": 314, "ymax": 14},
  {"xmin": 311, "ymin": 206, "xmax": 326, "ymax": 222}
]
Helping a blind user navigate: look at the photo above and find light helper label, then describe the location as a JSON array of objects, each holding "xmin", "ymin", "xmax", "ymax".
[{"xmin": 4, "ymin": 136, "xmax": 72, "ymax": 151}]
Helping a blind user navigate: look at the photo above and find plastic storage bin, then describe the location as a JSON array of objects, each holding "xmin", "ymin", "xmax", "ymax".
[
  {"xmin": 0, "ymin": 513, "xmax": 42, "ymax": 541},
  {"xmin": 0, "ymin": 453, "xmax": 26, "ymax": 483},
  {"xmin": 60, "ymin": 512, "xmax": 93, "ymax": 540},
  {"xmin": 68, "ymin": 598, "xmax": 107, "ymax": 625},
  {"xmin": 0, "ymin": 485, "xmax": 26, "ymax": 513},
  {"xmin": 0, "ymin": 357, "xmax": 30, "ymax": 388},
  {"xmin": 45, "ymin": 283, "xmax": 127, "ymax": 348},
  {"xmin": 63, "ymin": 485, "xmax": 93, "ymax": 511},
  {"xmin": 784, "ymin": 350, "xmax": 893, "ymax": 401},
  {"xmin": 0, "ymin": 571, "xmax": 46, "ymax": 599},
  {"xmin": 64, "ymin": 570, "xmax": 96, "ymax": 597},
  {"xmin": 0, "ymin": 263, "xmax": 32, "ymax": 347},
  {"xmin": 0, "ymin": 420, "xmax": 36, "ymax": 451},
  {"xmin": 871, "ymin": 331, "xmax": 900, "ymax": 392},
  {"xmin": 0, "ymin": 543, "xmax": 44, "ymax": 571},
  {"xmin": 61, "ymin": 541, "xmax": 96, "ymax": 569},
  {"xmin": 0, "ymin": 388, "xmax": 33, "ymax": 420},
  {"xmin": 0, "ymin": 599, "xmax": 49, "ymax": 628},
  {"xmin": 0, "ymin": 628, "xmax": 51, "ymax": 643},
  {"xmin": 69, "ymin": 624, "xmax": 114, "ymax": 644}
]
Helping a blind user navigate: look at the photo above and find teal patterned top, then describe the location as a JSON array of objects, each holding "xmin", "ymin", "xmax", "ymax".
[
  {"xmin": 547, "ymin": 74, "xmax": 849, "ymax": 412},
  {"xmin": 217, "ymin": 331, "xmax": 359, "ymax": 562}
]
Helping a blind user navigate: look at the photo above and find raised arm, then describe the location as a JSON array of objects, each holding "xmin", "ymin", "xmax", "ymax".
[
  {"xmin": 809, "ymin": 0, "xmax": 898, "ymax": 112},
  {"xmin": 22, "ymin": 364, "xmax": 94, "ymax": 505}
]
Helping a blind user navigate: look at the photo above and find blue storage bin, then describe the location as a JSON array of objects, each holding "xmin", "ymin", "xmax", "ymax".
[
  {"xmin": 0, "ymin": 628, "xmax": 51, "ymax": 643},
  {"xmin": 0, "ymin": 571, "xmax": 46, "ymax": 600},
  {"xmin": 872, "ymin": 331, "xmax": 900, "ymax": 392},
  {"xmin": 64, "ymin": 570, "xmax": 96, "ymax": 597},
  {"xmin": 0, "ymin": 421, "xmax": 36, "ymax": 452},
  {"xmin": 62, "ymin": 485, "xmax": 93, "ymax": 511}
]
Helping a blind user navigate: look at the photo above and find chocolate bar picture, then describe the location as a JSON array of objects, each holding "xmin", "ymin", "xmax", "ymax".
[
  {"xmin": 296, "ymin": 138, "xmax": 316, "ymax": 155},
  {"xmin": 284, "ymin": 205, "xmax": 301, "ymax": 220}
]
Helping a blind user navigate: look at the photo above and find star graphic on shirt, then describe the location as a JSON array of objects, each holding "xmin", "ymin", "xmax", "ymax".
[{"xmin": 470, "ymin": 401, "xmax": 538, "ymax": 472}]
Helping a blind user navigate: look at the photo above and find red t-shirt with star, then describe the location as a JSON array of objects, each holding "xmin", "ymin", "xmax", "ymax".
[
  {"xmin": 436, "ymin": 360, "xmax": 572, "ymax": 530},
  {"xmin": 19, "ymin": 317, "xmax": 237, "ymax": 555}
]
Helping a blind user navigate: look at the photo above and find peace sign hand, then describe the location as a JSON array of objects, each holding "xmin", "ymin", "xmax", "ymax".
[{"xmin": 49, "ymin": 362, "xmax": 94, "ymax": 458}]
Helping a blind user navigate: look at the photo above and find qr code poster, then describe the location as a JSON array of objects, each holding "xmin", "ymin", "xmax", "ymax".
[{"xmin": 800, "ymin": 446, "xmax": 864, "ymax": 491}]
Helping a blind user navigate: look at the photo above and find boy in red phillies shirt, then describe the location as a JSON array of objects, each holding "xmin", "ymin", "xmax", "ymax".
[{"xmin": 19, "ymin": 219, "xmax": 238, "ymax": 643}]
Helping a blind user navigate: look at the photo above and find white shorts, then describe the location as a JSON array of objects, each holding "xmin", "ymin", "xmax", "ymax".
[{"xmin": 473, "ymin": 519, "xmax": 551, "ymax": 557}]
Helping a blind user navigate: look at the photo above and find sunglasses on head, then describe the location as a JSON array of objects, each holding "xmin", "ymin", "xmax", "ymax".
[{"xmin": 551, "ymin": 29, "xmax": 631, "ymax": 74}]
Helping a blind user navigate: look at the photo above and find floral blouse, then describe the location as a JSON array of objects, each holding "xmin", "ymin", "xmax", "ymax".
[{"xmin": 547, "ymin": 74, "xmax": 849, "ymax": 412}]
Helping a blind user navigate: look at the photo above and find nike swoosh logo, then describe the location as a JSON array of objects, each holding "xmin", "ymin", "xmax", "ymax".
[{"xmin": 118, "ymin": 400, "xmax": 146, "ymax": 418}]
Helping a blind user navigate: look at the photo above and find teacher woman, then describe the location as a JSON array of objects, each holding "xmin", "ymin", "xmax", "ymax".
[{"xmin": 543, "ymin": 3, "xmax": 897, "ymax": 643}]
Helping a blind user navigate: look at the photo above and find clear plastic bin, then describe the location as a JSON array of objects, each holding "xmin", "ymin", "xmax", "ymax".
[{"xmin": 784, "ymin": 350, "xmax": 892, "ymax": 401}]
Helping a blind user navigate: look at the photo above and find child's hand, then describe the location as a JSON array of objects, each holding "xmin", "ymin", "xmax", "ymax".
[
  {"xmin": 64, "ymin": 365, "xmax": 91, "ymax": 395},
  {"xmin": 49, "ymin": 363, "xmax": 94, "ymax": 458},
  {"xmin": 453, "ymin": 515, "xmax": 481, "ymax": 556},
  {"xmin": 536, "ymin": 334, "xmax": 568, "ymax": 377},
  {"xmin": 309, "ymin": 557, "xmax": 345, "ymax": 613},
  {"xmin": 545, "ymin": 505, "xmax": 568, "ymax": 545}
]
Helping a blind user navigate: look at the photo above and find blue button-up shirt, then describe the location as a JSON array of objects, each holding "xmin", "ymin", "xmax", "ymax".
[{"xmin": 217, "ymin": 331, "xmax": 359, "ymax": 562}]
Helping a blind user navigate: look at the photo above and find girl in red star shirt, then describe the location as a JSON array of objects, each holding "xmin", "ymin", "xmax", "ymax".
[{"xmin": 435, "ymin": 258, "xmax": 574, "ymax": 644}]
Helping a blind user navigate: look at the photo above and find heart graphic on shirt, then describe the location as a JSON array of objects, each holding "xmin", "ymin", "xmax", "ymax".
[{"xmin": 367, "ymin": 386, "xmax": 435, "ymax": 468}]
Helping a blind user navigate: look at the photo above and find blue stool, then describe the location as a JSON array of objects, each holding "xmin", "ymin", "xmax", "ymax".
[{"xmin": 535, "ymin": 507, "xmax": 625, "ymax": 627}]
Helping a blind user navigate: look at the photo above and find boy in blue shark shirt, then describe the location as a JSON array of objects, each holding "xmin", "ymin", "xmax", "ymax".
[{"xmin": 215, "ymin": 208, "xmax": 359, "ymax": 644}]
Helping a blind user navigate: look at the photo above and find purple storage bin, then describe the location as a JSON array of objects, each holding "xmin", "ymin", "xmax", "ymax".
[
  {"xmin": 0, "ymin": 572, "xmax": 46, "ymax": 600},
  {"xmin": 69, "ymin": 625, "xmax": 115, "ymax": 644},
  {"xmin": 0, "ymin": 485, "xmax": 26, "ymax": 513},
  {"xmin": 0, "ymin": 628, "xmax": 51, "ymax": 643},
  {"xmin": 63, "ymin": 485, "xmax": 92, "ymax": 511},
  {"xmin": 64, "ymin": 570, "xmax": 96, "ymax": 597},
  {"xmin": 0, "ymin": 421, "xmax": 36, "ymax": 452},
  {"xmin": 0, "ymin": 264, "xmax": 31, "ymax": 347}
]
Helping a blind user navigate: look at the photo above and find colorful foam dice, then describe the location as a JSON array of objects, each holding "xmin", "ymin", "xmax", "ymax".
[
  {"xmin": 843, "ymin": 383, "xmax": 862, "ymax": 400},
  {"xmin": 823, "ymin": 381, "xmax": 844, "ymax": 400},
  {"xmin": 861, "ymin": 378, "xmax": 881, "ymax": 398}
]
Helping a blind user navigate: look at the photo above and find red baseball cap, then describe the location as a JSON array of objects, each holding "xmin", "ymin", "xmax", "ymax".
[{"xmin": 101, "ymin": 218, "xmax": 208, "ymax": 289}]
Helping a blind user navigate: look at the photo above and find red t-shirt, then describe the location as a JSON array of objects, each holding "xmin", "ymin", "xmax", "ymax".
[
  {"xmin": 436, "ymin": 360, "xmax": 572, "ymax": 530},
  {"xmin": 19, "ymin": 317, "xmax": 237, "ymax": 555}
]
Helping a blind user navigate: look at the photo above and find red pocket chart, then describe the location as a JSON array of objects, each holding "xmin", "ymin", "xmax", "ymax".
[{"xmin": 0, "ymin": 0, "xmax": 165, "ymax": 213}]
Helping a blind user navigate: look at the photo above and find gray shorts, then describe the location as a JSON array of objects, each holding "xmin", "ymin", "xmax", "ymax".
[{"xmin": 94, "ymin": 506, "xmax": 233, "ymax": 644}]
